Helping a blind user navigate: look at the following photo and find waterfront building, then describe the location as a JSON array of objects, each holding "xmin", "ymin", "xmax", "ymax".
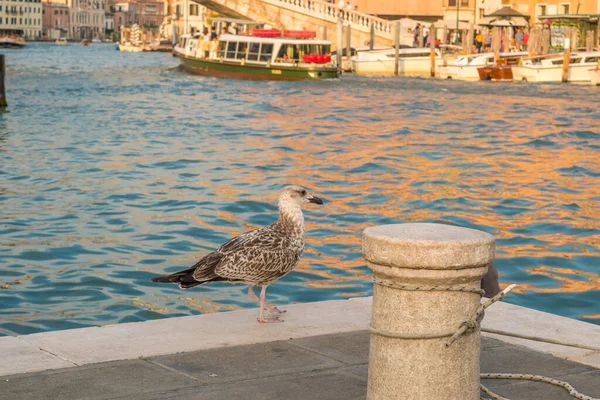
[
  {"xmin": 138, "ymin": 0, "xmax": 163, "ymax": 29},
  {"xmin": 42, "ymin": 0, "xmax": 69, "ymax": 40},
  {"xmin": 350, "ymin": 0, "xmax": 443, "ymax": 20},
  {"xmin": 0, "ymin": 0, "xmax": 42, "ymax": 39},
  {"xmin": 104, "ymin": 10, "xmax": 113, "ymax": 36},
  {"xmin": 161, "ymin": 0, "xmax": 206, "ymax": 41},
  {"xmin": 67, "ymin": 0, "xmax": 105, "ymax": 40},
  {"xmin": 110, "ymin": 0, "xmax": 138, "ymax": 32},
  {"xmin": 503, "ymin": 0, "xmax": 599, "ymax": 23}
]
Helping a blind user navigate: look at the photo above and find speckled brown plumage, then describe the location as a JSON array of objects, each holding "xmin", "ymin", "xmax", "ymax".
[{"xmin": 152, "ymin": 185, "xmax": 324, "ymax": 323}]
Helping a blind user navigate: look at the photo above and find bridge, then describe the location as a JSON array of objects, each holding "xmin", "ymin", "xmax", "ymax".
[{"xmin": 191, "ymin": 0, "xmax": 395, "ymax": 48}]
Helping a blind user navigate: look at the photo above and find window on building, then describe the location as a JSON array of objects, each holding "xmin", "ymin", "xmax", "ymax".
[
  {"xmin": 0, "ymin": 6, "xmax": 2, "ymax": 11},
  {"xmin": 54, "ymin": 9, "xmax": 58, "ymax": 14},
  {"xmin": 561, "ymin": 4, "xmax": 570, "ymax": 14},
  {"xmin": 175, "ymin": 4, "xmax": 180, "ymax": 16},
  {"xmin": 189, "ymin": 4, "xmax": 198, "ymax": 16},
  {"xmin": 19, "ymin": 17, "xmax": 22, "ymax": 23},
  {"xmin": 448, "ymin": 0, "xmax": 469, "ymax": 6},
  {"xmin": 479, "ymin": 8, "xmax": 484, "ymax": 19},
  {"xmin": 538, "ymin": 5, "xmax": 547, "ymax": 17}
]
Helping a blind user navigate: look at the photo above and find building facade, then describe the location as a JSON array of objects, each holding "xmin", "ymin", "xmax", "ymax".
[
  {"xmin": 42, "ymin": 1, "xmax": 69, "ymax": 39},
  {"xmin": 501, "ymin": 0, "xmax": 599, "ymax": 22},
  {"xmin": 138, "ymin": 0, "xmax": 163, "ymax": 29},
  {"xmin": 67, "ymin": 0, "xmax": 105, "ymax": 40},
  {"xmin": 0, "ymin": 0, "xmax": 42, "ymax": 39},
  {"xmin": 351, "ymin": 0, "xmax": 443, "ymax": 19}
]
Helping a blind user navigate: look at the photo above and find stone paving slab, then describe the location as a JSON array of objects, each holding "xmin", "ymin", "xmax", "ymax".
[{"xmin": 2, "ymin": 332, "xmax": 599, "ymax": 400}]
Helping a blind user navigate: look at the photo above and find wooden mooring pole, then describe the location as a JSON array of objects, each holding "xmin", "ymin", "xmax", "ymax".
[
  {"xmin": 336, "ymin": 15, "xmax": 343, "ymax": 73},
  {"xmin": 430, "ymin": 23, "xmax": 436, "ymax": 77},
  {"xmin": 394, "ymin": 21, "xmax": 400, "ymax": 76},
  {"xmin": 0, "ymin": 55, "xmax": 6, "ymax": 108},
  {"xmin": 346, "ymin": 24, "xmax": 351, "ymax": 63},
  {"xmin": 562, "ymin": 27, "xmax": 571, "ymax": 83},
  {"xmin": 369, "ymin": 22, "xmax": 374, "ymax": 50}
]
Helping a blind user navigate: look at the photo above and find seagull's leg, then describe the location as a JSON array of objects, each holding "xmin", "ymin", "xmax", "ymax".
[
  {"xmin": 257, "ymin": 285, "xmax": 283, "ymax": 323},
  {"xmin": 257, "ymin": 284, "xmax": 285, "ymax": 314},
  {"xmin": 248, "ymin": 285, "xmax": 260, "ymax": 303}
]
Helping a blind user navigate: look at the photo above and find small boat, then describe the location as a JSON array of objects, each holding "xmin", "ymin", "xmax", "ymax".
[
  {"xmin": 590, "ymin": 67, "xmax": 600, "ymax": 86},
  {"xmin": 174, "ymin": 29, "xmax": 338, "ymax": 80},
  {"xmin": 81, "ymin": 39, "xmax": 90, "ymax": 46},
  {"xmin": 512, "ymin": 51, "xmax": 600, "ymax": 83},
  {"xmin": 476, "ymin": 53, "xmax": 528, "ymax": 81},
  {"xmin": 55, "ymin": 37, "xmax": 68, "ymax": 45},
  {"xmin": 0, "ymin": 29, "xmax": 26, "ymax": 48},
  {"xmin": 119, "ymin": 42, "xmax": 143, "ymax": 52},
  {"xmin": 351, "ymin": 47, "xmax": 442, "ymax": 76},
  {"xmin": 92, "ymin": 38, "xmax": 102, "ymax": 43},
  {"xmin": 440, "ymin": 52, "xmax": 526, "ymax": 81}
]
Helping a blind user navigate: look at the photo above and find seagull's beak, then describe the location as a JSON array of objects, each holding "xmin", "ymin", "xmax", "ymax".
[{"xmin": 308, "ymin": 195, "xmax": 324, "ymax": 205}]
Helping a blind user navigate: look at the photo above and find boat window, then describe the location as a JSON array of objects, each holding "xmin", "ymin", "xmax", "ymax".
[
  {"xmin": 247, "ymin": 42, "xmax": 260, "ymax": 61},
  {"xmin": 226, "ymin": 41, "xmax": 237, "ymax": 58},
  {"xmin": 585, "ymin": 56, "xmax": 598, "ymax": 63},
  {"xmin": 569, "ymin": 57, "xmax": 581, "ymax": 64},
  {"xmin": 551, "ymin": 59, "xmax": 564, "ymax": 66},
  {"xmin": 236, "ymin": 42, "xmax": 248, "ymax": 59},
  {"xmin": 218, "ymin": 41, "xmax": 226, "ymax": 58},
  {"xmin": 259, "ymin": 43, "xmax": 273, "ymax": 62},
  {"xmin": 277, "ymin": 43, "xmax": 299, "ymax": 62}
]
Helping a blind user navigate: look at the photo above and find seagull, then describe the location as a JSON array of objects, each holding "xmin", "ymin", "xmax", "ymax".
[{"xmin": 151, "ymin": 185, "xmax": 324, "ymax": 323}]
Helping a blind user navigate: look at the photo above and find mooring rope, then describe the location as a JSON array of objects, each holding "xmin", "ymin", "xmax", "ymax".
[
  {"xmin": 480, "ymin": 374, "xmax": 600, "ymax": 400},
  {"xmin": 369, "ymin": 277, "xmax": 599, "ymax": 400}
]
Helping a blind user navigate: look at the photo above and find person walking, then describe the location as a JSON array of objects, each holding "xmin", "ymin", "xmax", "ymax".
[{"xmin": 475, "ymin": 31, "xmax": 484, "ymax": 53}]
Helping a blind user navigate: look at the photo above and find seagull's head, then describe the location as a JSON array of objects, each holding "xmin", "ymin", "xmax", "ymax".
[{"xmin": 279, "ymin": 185, "xmax": 324, "ymax": 208}]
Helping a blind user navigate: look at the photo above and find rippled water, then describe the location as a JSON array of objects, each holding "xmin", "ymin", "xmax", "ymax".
[{"xmin": 1, "ymin": 43, "xmax": 599, "ymax": 335}]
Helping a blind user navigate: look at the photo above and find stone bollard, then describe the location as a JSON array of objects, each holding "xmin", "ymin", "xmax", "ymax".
[{"xmin": 362, "ymin": 223, "xmax": 495, "ymax": 400}]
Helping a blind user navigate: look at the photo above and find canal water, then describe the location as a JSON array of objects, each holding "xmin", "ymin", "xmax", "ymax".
[{"xmin": 1, "ymin": 43, "xmax": 599, "ymax": 335}]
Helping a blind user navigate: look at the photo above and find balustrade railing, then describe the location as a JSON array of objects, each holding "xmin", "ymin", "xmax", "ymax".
[{"xmin": 262, "ymin": 0, "xmax": 393, "ymax": 38}]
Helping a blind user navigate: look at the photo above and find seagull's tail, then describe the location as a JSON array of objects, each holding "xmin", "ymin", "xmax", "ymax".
[{"xmin": 151, "ymin": 266, "xmax": 222, "ymax": 289}]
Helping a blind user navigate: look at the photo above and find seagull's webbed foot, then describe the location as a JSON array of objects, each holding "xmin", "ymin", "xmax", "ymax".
[
  {"xmin": 266, "ymin": 305, "xmax": 286, "ymax": 314},
  {"xmin": 257, "ymin": 315, "xmax": 284, "ymax": 323}
]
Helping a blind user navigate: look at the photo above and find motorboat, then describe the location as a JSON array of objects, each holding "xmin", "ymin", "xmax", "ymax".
[
  {"xmin": 512, "ymin": 52, "xmax": 600, "ymax": 83},
  {"xmin": 439, "ymin": 52, "xmax": 526, "ymax": 81},
  {"xmin": 351, "ymin": 47, "xmax": 442, "ymax": 76},
  {"xmin": 81, "ymin": 39, "xmax": 90, "ymax": 46},
  {"xmin": 55, "ymin": 37, "xmax": 68, "ymax": 45},
  {"xmin": 590, "ymin": 67, "xmax": 600, "ymax": 86}
]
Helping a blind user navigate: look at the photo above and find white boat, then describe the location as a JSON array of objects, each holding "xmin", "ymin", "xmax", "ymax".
[
  {"xmin": 352, "ymin": 47, "xmax": 443, "ymax": 76},
  {"xmin": 92, "ymin": 38, "xmax": 102, "ymax": 43},
  {"xmin": 439, "ymin": 52, "xmax": 527, "ymax": 81},
  {"xmin": 590, "ymin": 67, "xmax": 600, "ymax": 86},
  {"xmin": 55, "ymin": 37, "xmax": 68, "ymax": 45},
  {"xmin": 512, "ymin": 52, "xmax": 600, "ymax": 83},
  {"xmin": 119, "ymin": 41, "xmax": 143, "ymax": 52}
]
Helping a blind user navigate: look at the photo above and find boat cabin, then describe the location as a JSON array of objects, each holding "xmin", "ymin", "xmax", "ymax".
[{"xmin": 217, "ymin": 34, "xmax": 331, "ymax": 65}]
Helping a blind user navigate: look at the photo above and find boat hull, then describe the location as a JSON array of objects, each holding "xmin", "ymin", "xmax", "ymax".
[
  {"xmin": 119, "ymin": 45, "xmax": 143, "ymax": 52},
  {"xmin": 0, "ymin": 40, "xmax": 25, "ymax": 48},
  {"xmin": 438, "ymin": 65, "xmax": 481, "ymax": 81},
  {"xmin": 178, "ymin": 55, "xmax": 338, "ymax": 81},
  {"xmin": 512, "ymin": 64, "xmax": 594, "ymax": 83},
  {"xmin": 590, "ymin": 69, "xmax": 600, "ymax": 86},
  {"xmin": 478, "ymin": 65, "xmax": 514, "ymax": 81},
  {"xmin": 352, "ymin": 58, "xmax": 443, "ymax": 76}
]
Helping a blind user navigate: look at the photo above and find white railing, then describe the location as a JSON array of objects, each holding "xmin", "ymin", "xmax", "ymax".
[{"xmin": 261, "ymin": 0, "xmax": 394, "ymax": 39}]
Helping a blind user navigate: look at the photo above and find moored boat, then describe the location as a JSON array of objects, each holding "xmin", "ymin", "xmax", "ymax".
[
  {"xmin": 440, "ymin": 52, "xmax": 526, "ymax": 81},
  {"xmin": 477, "ymin": 53, "xmax": 527, "ymax": 81},
  {"xmin": 81, "ymin": 39, "xmax": 90, "ymax": 46},
  {"xmin": 174, "ymin": 29, "xmax": 338, "ymax": 80},
  {"xmin": 0, "ymin": 29, "xmax": 25, "ymax": 48},
  {"xmin": 512, "ymin": 52, "xmax": 600, "ymax": 83},
  {"xmin": 590, "ymin": 67, "xmax": 600, "ymax": 86},
  {"xmin": 55, "ymin": 37, "xmax": 68, "ymax": 45},
  {"xmin": 351, "ymin": 47, "xmax": 443, "ymax": 76}
]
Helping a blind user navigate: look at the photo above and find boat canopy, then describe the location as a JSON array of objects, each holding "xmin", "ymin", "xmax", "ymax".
[{"xmin": 220, "ymin": 34, "xmax": 330, "ymax": 46}]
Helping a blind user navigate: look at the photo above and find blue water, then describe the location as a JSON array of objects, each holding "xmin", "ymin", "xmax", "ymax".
[{"xmin": 1, "ymin": 43, "xmax": 599, "ymax": 335}]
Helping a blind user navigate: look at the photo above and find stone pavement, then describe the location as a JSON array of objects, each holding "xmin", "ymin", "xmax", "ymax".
[{"xmin": 2, "ymin": 331, "xmax": 599, "ymax": 400}]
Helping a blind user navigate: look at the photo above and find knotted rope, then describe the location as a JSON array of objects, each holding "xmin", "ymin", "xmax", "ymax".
[{"xmin": 369, "ymin": 278, "xmax": 599, "ymax": 400}]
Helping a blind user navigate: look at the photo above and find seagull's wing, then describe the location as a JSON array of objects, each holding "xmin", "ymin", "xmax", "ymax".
[{"xmin": 202, "ymin": 227, "xmax": 302, "ymax": 283}]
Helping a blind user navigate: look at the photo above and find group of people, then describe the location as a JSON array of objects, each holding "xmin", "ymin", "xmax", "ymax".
[
  {"xmin": 194, "ymin": 26, "xmax": 226, "ymax": 59},
  {"xmin": 473, "ymin": 27, "xmax": 530, "ymax": 53}
]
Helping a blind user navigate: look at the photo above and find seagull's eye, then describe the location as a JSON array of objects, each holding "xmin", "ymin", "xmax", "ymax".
[{"xmin": 300, "ymin": 190, "xmax": 307, "ymax": 196}]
